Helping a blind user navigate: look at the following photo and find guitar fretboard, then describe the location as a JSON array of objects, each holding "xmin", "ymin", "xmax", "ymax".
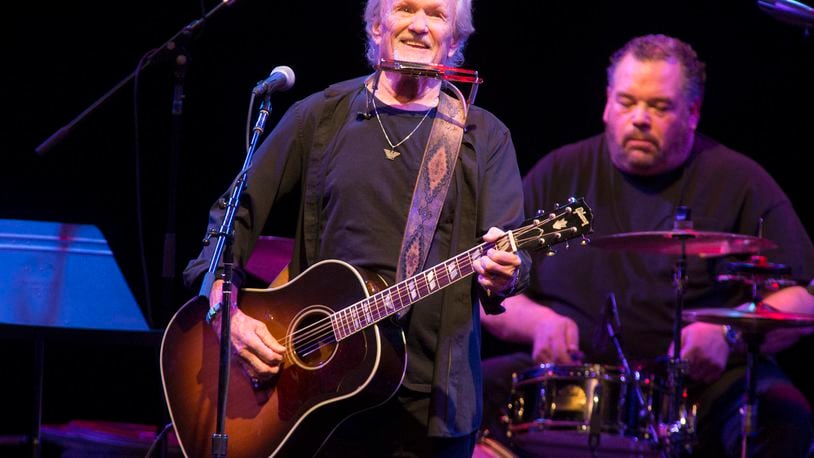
[
  {"xmin": 327, "ymin": 197, "xmax": 592, "ymax": 342},
  {"xmin": 331, "ymin": 242, "xmax": 493, "ymax": 341}
]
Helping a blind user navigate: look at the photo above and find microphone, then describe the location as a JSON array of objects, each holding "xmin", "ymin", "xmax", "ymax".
[
  {"xmin": 758, "ymin": 0, "xmax": 814, "ymax": 28},
  {"xmin": 252, "ymin": 65, "xmax": 295, "ymax": 96}
]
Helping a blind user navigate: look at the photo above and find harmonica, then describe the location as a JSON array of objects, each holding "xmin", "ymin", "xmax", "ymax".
[{"xmin": 377, "ymin": 59, "xmax": 483, "ymax": 85}]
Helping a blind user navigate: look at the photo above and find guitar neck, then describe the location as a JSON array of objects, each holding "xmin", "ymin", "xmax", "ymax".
[
  {"xmin": 329, "ymin": 197, "xmax": 593, "ymax": 341},
  {"xmin": 331, "ymin": 237, "xmax": 508, "ymax": 341}
]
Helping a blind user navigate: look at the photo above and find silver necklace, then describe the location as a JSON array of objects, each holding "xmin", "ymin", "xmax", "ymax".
[{"xmin": 372, "ymin": 95, "xmax": 432, "ymax": 160}]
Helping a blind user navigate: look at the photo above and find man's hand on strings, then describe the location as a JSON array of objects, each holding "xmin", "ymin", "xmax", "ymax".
[{"xmin": 210, "ymin": 279, "xmax": 286, "ymax": 386}]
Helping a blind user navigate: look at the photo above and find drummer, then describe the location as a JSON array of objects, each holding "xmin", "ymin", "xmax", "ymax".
[{"xmin": 480, "ymin": 34, "xmax": 814, "ymax": 457}]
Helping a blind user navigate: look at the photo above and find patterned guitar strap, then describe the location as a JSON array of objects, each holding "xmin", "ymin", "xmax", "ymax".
[{"xmin": 395, "ymin": 86, "xmax": 467, "ymax": 319}]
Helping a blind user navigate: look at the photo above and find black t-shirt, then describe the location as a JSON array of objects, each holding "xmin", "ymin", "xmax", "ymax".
[{"xmin": 320, "ymin": 96, "xmax": 450, "ymax": 391}]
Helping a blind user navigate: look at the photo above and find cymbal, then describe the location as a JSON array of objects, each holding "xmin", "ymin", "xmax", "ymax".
[
  {"xmin": 590, "ymin": 230, "xmax": 777, "ymax": 257},
  {"xmin": 683, "ymin": 307, "xmax": 814, "ymax": 333},
  {"xmin": 716, "ymin": 255, "xmax": 797, "ymax": 290},
  {"xmin": 717, "ymin": 273, "xmax": 799, "ymax": 289},
  {"xmin": 722, "ymin": 256, "xmax": 791, "ymax": 276}
]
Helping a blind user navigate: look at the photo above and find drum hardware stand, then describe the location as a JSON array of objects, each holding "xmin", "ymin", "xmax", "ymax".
[
  {"xmin": 736, "ymin": 286, "xmax": 770, "ymax": 458},
  {"xmin": 729, "ymin": 304, "xmax": 766, "ymax": 458},
  {"xmin": 665, "ymin": 207, "xmax": 695, "ymax": 457},
  {"xmin": 721, "ymin": 251, "xmax": 777, "ymax": 458},
  {"xmin": 590, "ymin": 210, "xmax": 795, "ymax": 458},
  {"xmin": 588, "ymin": 384, "xmax": 603, "ymax": 454},
  {"xmin": 604, "ymin": 293, "xmax": 664, "ymax": 455},
  {"xmin": 738, "ymin": 328, "xmax": 766, "ymax": 458},
  {"xmin": 682, "ymin": 299, "xmax": 814, "ymax": 458}
]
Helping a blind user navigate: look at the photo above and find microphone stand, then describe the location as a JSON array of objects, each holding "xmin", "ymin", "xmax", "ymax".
[
  {"xmin": 199, "ymin": 93, "xmax": 275, "ymax": 458},
  {"xmin": 604, "ymin": 293, "xmax": 663, "ymax": 455},
  {"xmin": 35, "ymin": 0, "xmax": 235, "ymax": 157},
  {"xmin": 34, "ymin": 0, "xmax": 238, "ymax": 335},
  {"xmin": 159, "ymin": 40, "xmax": 188, "ymax": 328},
  {"xmin": 149, "ymin": 43, "xmax": 189, "ymax": 458},
  {"xmin": 33, "ymin": 4, "xmax": 237, "ymax": 455}
]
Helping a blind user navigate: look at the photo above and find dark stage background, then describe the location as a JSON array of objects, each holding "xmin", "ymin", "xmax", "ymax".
[{"xmin": 3, "ymin": 0, "xmax": 813, "ymax": 450}]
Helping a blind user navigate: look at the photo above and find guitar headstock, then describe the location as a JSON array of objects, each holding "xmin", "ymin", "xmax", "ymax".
[{"xmin": 513, "ymin": 197, "xmax": 593, "ymax": 253}]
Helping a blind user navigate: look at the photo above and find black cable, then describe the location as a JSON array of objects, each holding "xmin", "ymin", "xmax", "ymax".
[
  {"xmin": 133, "ymin": 50, "xmax": 156, "ymax": 328},
  {"xmin": 144, "ymin": 422, "xmax": 174, "ymax": 458}
]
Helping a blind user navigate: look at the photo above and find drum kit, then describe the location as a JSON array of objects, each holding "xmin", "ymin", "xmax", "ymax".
[{"xmin": 503, "ymin": 212, "xmax": 814, "ymax": 458}]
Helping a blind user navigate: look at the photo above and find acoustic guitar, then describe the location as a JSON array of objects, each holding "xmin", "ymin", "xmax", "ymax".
[{"xmin": 160, "ymin": 198, "xmax": 593, "ymax": 457}]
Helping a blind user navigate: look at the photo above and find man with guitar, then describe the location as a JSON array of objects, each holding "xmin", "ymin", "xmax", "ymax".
[
  {"xmin": 175, "ymin": 0, "xmax": 538, "ymax": 456},
  {"xmin": 479, "ymin": 35, "xmax": 814, "ymax": 457}
]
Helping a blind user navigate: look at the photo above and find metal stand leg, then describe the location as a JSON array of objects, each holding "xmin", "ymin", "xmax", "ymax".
[
  {"xmin": 741, "ymin": 336, "xmax": 762, "ymax": 458},
  {"xmin": 32, "ymin": 335, "xmax": 44, "ymax": 458}
]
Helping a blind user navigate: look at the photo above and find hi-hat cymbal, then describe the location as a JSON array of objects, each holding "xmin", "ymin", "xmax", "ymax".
[
  {"xmin": 683, "ymin": 307, "xmax": 814, "ymax": 333},
  {"xmin": 717, "ymin": 255, "xmax": 796, "ymax": 290},
  {"xmin": 717, "ymin": 273, "xmax": 799, "ymax": 290},
  {"xmin": 590, "ymin": 230, "xmax": 777, "ymax": 257}
]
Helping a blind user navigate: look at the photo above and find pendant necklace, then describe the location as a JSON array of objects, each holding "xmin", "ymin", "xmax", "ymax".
[{"xmin": 372, "ymin": 95, "xmax": 432, "ymax": 160}]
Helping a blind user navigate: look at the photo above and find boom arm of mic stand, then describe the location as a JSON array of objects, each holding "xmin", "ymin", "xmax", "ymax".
[{"xmin": 34, "ymin": 0, "xmax": 235, "ymax": 156}]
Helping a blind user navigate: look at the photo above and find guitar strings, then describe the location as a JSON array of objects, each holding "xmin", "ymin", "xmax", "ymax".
[
  {"xmin": 285, "ymin": 251, "xmax": 481, "ymax": 358},
  {"xmin": 283, "ymin": 224, "xmax": 568, "ymax": 357},
  {"xmin": 278, "ymin": 252, "xmax": 476, "ymax": 358},
  {"xmin": 280, "ymin": 223, "xmax": 572, "ymax": 358},
  {"xmin": 278, "ymin": 222, "xmax": 577, "ymax": 358},
  {"xmin": 278, "ymin": 242, "xmax": 490, "ymax": 354},
  {"xmin": 290, "ymin": 246, "xmax": 485, "ymax": 357}
]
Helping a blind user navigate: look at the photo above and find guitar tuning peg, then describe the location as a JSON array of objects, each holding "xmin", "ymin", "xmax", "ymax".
[
  {"xmin": 568, "ymin": 196, "xmax": 576, "ymax": 204},
  {"xmin": 564, "ymin": 241, "xmax": 570, "ymax": 249},
  {"xmin": 580, "ymin": 236, "xmax": 590, "ymax": 246},
  {"xmin": 546, "ymin": 249, "xmax": 557, "ymax": 257},
  {"xmin": 535, "ymin": 209, "xmax": 545, "ymax": 218}
]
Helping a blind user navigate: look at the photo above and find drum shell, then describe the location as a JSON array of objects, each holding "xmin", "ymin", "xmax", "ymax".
[
  {"xmin": 508, "ymin": 364, "xmax": 634, "ymax": 436},
  {"xmin": 639, "ymin": 360, "xmax": 697, "ymax": 439}
]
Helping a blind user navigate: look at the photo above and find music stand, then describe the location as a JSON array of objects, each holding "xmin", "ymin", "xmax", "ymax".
[{"xmin": 0, "ymin": 219, "xmax": 153, "ymax": 457}]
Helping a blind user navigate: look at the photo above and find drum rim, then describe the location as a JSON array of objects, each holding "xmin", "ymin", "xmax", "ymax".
[{"xmin": 514, "ymin": 363, "xmax": 628, "ymax": 384}]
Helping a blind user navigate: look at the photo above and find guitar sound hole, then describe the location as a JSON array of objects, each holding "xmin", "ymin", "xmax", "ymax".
[{"xmin": 290, "ymin": 306, "xmax": 337, "ymax": 369}]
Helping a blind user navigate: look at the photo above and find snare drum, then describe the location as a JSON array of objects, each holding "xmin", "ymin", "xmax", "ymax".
[
  {"xmin": 507, "ymin": 364, "xmax": 661, "ymax": 456},
  {"xmin": 508, "ymin": 364, "xmax": 635, "ymax": 436}
]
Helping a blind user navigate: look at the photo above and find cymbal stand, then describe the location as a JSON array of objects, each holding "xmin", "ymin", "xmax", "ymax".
[
  {"xmin": 665, "ymin": 207, "xmax": 693, "ymax": 456},
  {"xmin": 738, "ymin": 331, "xmax": 764, "ymax": 458},
  {"xmin": 662, "ymin": 236, "xmax": 691, "ymax": 457},
  {"xmin": 733, "ymin": 261, "xmax": 769, "ymax": 458}
]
